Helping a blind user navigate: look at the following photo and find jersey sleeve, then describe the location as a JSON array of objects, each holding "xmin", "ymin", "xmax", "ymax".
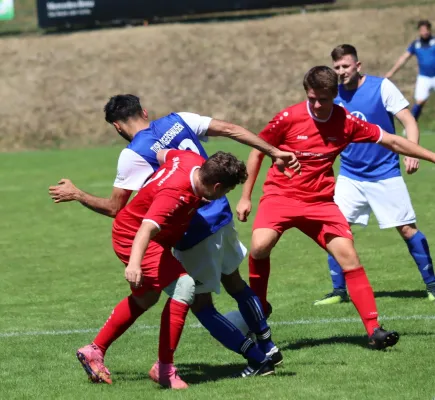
[
  {"xmin": 380, "ymin": 78, "xmax": 409, "ymax": 115},
  {"xmin": 114, "ymin": 148, "xmax": 155, "ymax": 190},
  {"xmin": 407, "ymin": 41, "xmax": 416, "ymax": 55},
  {"xmin": 177, "ymin": 112, "xmax": 212, "ymax": 142},
  {"xmin": 347, "ymin": 114, "xmax": 383, "ymax": 144},
  {"xmin": 258, "ymin": 109, "xmax": 290, "ymax": 147},
  {"xmin": 143, "ymin": 190, "xmax": 197, "ymax": 231}
]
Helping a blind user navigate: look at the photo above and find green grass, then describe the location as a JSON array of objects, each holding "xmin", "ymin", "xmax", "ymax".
[{"xmin": 2, "ymin": 136, "xmax": 435, "ymax": 400}]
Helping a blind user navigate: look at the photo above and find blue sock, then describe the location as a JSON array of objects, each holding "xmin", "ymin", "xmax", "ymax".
[
  {"xmin": 405, "ymin": 230, "xmax": 435, "ymax": 284},
  {"xmin": 328, "ymin": 254, "xmax": 346, "ymax": 290},
  {"xmin": 194, "ymin": 305, "xmax": 266, "ymax": 363},
  {"xmin": 411, "ymin": 104, "xmax": 423, "ymax": 121},
  {"xmin": 230, "ymin": 284, "xmax": 275, "ymax": 353}
]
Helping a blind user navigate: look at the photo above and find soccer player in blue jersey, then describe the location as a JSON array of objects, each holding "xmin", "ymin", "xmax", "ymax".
[
  {"xmin": 386, "ymin": 20, "xmax": 435, "ymax": 121},
  {"xmin": 49, "ymin": 95, "xmax": 300, "ymax": 386},
  {"xmin": 314, "ymin": 44, "xmax": 435, "ymax": 306}
]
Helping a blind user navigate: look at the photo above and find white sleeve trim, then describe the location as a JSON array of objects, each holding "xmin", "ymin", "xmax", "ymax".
[
  {"xmin": 177, "ymin": 112, "xmax": 212, "ymax": 140},
  {"xmin": 113, "ymin": 148, "xmax": 154, "ymax": 191},
  {"xmin": 376, "ymin": 125, "xmax": 383, "ymax": 143},
  {"xmin": 142, "ymin": 219, "xmax": 161, "ymax": 231},
  {"xmin": 381, "ymin": 78, "xmax": 409, "ymax": 115}
]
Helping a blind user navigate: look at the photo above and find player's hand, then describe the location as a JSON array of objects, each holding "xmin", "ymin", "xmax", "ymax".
[
  {"xmin": 272, "ymin": 150, "xmax": 301, "ymax": 179},
  {"xmin": 49, "ymin": 179, "xmax": 79, "ymax": 203},
  {"xmin": 125, "ymin": 263, "xmax": 143, "ymax": 288},
  {"xmin": 236, "ymin": 198, "xmax": 252, "ymax": 222},
  {"xmin": 404, "ymin": 156, "xmax": 419, "ymax": 174}
]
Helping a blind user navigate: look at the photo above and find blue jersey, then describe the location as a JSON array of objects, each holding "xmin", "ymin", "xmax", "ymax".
[
  {"xmin": 408, "ymin": 36, "xmax": 435, "ymax": 77},
  {"xmin": 335, "ymin": 75, "xmax": 407, "ymax": 182},
  {"xmin": 124, "ymin": 113, "xmax": 233, "ymax": 251}
]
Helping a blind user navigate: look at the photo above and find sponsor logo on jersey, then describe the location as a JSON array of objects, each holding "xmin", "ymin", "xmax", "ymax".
[
  {"xmin": 150, "ymin": 122, "xmax": 185, "ymax": 153},
  {"xmin": 297, "ymin": 135, "xmax": 308, "ymax": 140},
  {"xmin": 351, "ymin": 111, "xmax": 367, "ymax": 121}
]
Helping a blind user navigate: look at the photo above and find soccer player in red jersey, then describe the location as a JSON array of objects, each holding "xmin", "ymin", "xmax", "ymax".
[
  {"xmin": 78, "ymin": 149, "xmax": 248, "ymax": 388},
  {"xmin": 236, "ymin": 66, "xmax": 435, "ymax": 349}
]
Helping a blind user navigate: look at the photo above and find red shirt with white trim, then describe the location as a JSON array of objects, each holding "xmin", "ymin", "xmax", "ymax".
[
  {"xmin": 112, "ymin": 150, "xmax": 204, "ymax": 248},
  {"xmin": 258, "ymin": 101, "xmax": 383, "ymax": 202}
]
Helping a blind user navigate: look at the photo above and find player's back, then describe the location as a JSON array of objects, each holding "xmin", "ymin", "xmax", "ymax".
[
  {"xmin": 408, "ymin": 37, "xmax": 435, "ymax": 77},
  {"xmin": 125, "ymin": 113, "xmax": 233, "ymax": 250},
  {"xmin": 335, "ymin": 75, "xmax": 400, "ymax": 182},
  {"xmin": 113, "ymin": 150, "xmax": 204, "ymax": 248}
]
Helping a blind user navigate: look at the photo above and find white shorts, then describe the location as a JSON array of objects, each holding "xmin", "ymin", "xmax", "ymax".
[
  {"xmin": 414, "ymin": 75, "xmax": 435, "ymax": 102},
  {"xmin": 174, "ymin": 221, "xmax": 247, "ymax": 294},
  {"xmin": 334, "ymin": 175, "xmax": 416, "ymax": 229}
]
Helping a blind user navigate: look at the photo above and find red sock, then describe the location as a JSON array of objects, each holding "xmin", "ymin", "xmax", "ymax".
[
  {"xmin": 158, "ymin": 298, "xmax": 189, "ymax": 364},
  {"xmin": 344, "ymin": 266, "xmax": 380, "ymax": 336},
  {"xmin": 248, "ymin": 255, "xmax": 270, "ymax": 312},
  {"xmin": 93, "ymin": 295, "xmax": 145, "ymax": 354}
]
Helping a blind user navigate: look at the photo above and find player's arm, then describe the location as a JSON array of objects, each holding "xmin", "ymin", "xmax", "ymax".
[
  {"xmin": 48, "ymin": 179, "xmax": 132, "ymax": 218},
  {"xmin": 385, "ymin": 51, "xmax": 413, "ymax": 79},
  {"xmin": 236, "ymin": 149, "xmax": 265, "ymax": 222},
  {"xmin": 395, "ymin": 108, "xmax": 420, "ymax": 174},
  {"xmin": 125, "ymin": 221, "xmax": 160, "ymax": 288},
  {"xmin": 156, "ymin": 149, "xmax": 172, "ymax": 166},
  {"xmin": 206, "ymin": 119, "xmax": 299, "ymax": 177},
  {"xmin": 379, "ymin": 131, "xmax": 435, "ymax": 163}
]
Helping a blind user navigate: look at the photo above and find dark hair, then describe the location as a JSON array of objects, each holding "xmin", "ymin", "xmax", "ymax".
[
  {"xmin": 331, "ymin": 44, "xmax": 358, "ymax": 62},
  {"xmin": 104, "ymin": 94, "xmax": 143, "ymax": 123},
  {"xmin": 199, "ymin": 151, "xmax": 248, "ymax": 188},
  {"xmin": 418, "ymin": 19, "xmax": 431, "ymax": 29},
  {"xmin": 303, "ymin": 66, "xmax": 338, "ymax": 94}
]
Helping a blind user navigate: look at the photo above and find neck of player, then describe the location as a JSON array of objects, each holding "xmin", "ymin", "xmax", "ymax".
[{"xmin": 344, "ymin": 74, "xmax": 365, "ymax": 91}]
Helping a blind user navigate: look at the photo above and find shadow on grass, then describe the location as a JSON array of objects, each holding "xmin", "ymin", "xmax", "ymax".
[
  {"xmin": 113, "ymin": 362, "xmax": 296, "ymax": 385},
  {"xmin": 375, "ymin": 290, "xmax": 427, "ymax": 299},
  {"xmin": 280, "ymin": 335, "xmax": 368, "ymax": 351}
]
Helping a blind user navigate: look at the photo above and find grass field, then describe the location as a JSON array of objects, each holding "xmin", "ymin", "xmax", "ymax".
[{"xmin": 2, "ymin": 137, "xmax": 435, "ymax": 400}]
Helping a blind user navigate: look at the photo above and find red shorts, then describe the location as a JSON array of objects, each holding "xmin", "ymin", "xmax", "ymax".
[
  {"xmin": 253, "ymin": 195, "xmax": 353, "ymax": 249},
  {"xmin": 112, "ymin": 237, "xmax": 187, "ymax": 296}
]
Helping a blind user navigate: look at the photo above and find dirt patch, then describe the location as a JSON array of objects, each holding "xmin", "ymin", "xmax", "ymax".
[{"xmin": 1, "ymin": 4, "xmax": 433, "ymax": 151}]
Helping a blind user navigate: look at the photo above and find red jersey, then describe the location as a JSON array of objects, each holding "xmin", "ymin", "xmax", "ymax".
[
  {"xmin": 113, "ymin": 150, "xmax": 204, "ymax": 248},
  {"xmin": 258, "ymin": 101, "xmax": 383, "ymax": 202}
]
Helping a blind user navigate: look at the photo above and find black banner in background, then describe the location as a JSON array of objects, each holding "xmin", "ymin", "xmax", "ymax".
[{"xmin": 36, "ymin": 0, "xmax": 335, "ymax": 29}]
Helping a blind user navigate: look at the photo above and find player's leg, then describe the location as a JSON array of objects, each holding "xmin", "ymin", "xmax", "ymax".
[
  {"xmin": 174, "ymin": 231, "xmax": 275, "ymax": 377},
  {"xmin": 315, "ymin": 176, "xmax": 370, "ymax": 305},
  {"xmin": 325, "ymin": 235, "xmax": 399, "ymax": 349},
  {"xmin": 77, "ymin": 289, "xmax": 160, "ymax": 384},
  {"xmin": 218, "ymin": 222, "xmax": 279, "ymax": 360},
  {"xmin": 412, "ymin": 75, "xmax": 430, "ymax": 121},
  {"xmin": 190, "ymin": 293, "xmax": 274, "ymax": 377},
  {"xmin": 367, "ymin": 177, "xmax": 435, "ymax": 300},
  {"xmin": 149, "ymin": 250, "xmax": 195, "ymax": 390}
]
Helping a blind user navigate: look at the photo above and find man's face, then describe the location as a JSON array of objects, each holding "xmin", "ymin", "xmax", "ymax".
[
  {"xmin": 419, "ymin": 25, "xmax": 431, "ymax": 40},
  {"xmin": 332, "ymin": 55, "xmax": 361, "ymax": 86},
  {"xmin": 306, "ymin": 88, "xmax": 336, "ymax": 120}
]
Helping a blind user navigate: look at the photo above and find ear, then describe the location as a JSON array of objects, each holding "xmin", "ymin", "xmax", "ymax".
[
  {"xmin": 356, "ymin": 61, "xmax": 362, "ymax": 73},
  {"xmin": 213, "ymin": 182, "xmax": 223, "ymax": 193},
  {"xmin": 113, "ymin": 122, "xmax": 122, "ymax": 133},
  {"xmin": 142, "ymin": 109, "xmax": 149, "ymax": 119}
]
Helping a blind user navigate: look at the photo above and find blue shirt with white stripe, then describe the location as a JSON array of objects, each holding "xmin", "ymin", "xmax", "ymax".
[
  {"xmin": 127, "ymin": 113, "xmax": 233, "ymax": 251},
  {"xmin": 335, "ymin": 75, "xmax": 401, "ymax": 182}
]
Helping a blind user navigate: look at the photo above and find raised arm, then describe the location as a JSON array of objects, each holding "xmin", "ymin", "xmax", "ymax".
[
  {"xmin": 379, "ymin": 130, "xmax": 435, "ymax": 163},
  {"xmin": 48, "ymin": 179, "xmax": 132, "ymax": 218},
  {"xmin": 236, "ymin": 149, "xmax": 265, "ymax": 222},
  {"xmin": 385, "ymin": 51, "xmax": 413, "ymax": 79},
  {"xmin": 206, "ymin": 119, "xmax": 299, "ymax": 177}
]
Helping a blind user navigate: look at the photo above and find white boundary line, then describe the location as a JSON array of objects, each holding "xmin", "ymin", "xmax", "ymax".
[{"xmin": 1, "ymin": 314, "xmax": 435, "ymax": 339}]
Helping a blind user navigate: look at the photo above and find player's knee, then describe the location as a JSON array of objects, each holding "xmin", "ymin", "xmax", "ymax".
[
  {"xmin": 191, "ymin": 293, "xmax": 213, "ymax": 314},
  {"xmin": 221, "ymin": 269, "xmax": 245, "ymax": 294},
  {"xmin": 251, "ymin": 239, "xmax": 273, "ymax": 259},
  {"xmin": 163, "ymin": 275, "xmax": 195, "ymax": 306},
  {"xmin": 132, "ymin": 291, "xmax": 160, "ymax": 310},
  {"xmin": 396, "ymin": 223, "xmax": 417, "ymax": 240}
]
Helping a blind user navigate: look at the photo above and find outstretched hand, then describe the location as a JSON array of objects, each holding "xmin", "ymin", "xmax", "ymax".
[
  {"xmin": 403, "ymin": 156, "xmax": 419, "ymax": 175},
  {"xmin": 49, "ymin": 178, "xmax": 79, "ymax": 203},
  {"xmin": 273, "ymin": 151, "xmax": 301, "ymax": 178}
]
